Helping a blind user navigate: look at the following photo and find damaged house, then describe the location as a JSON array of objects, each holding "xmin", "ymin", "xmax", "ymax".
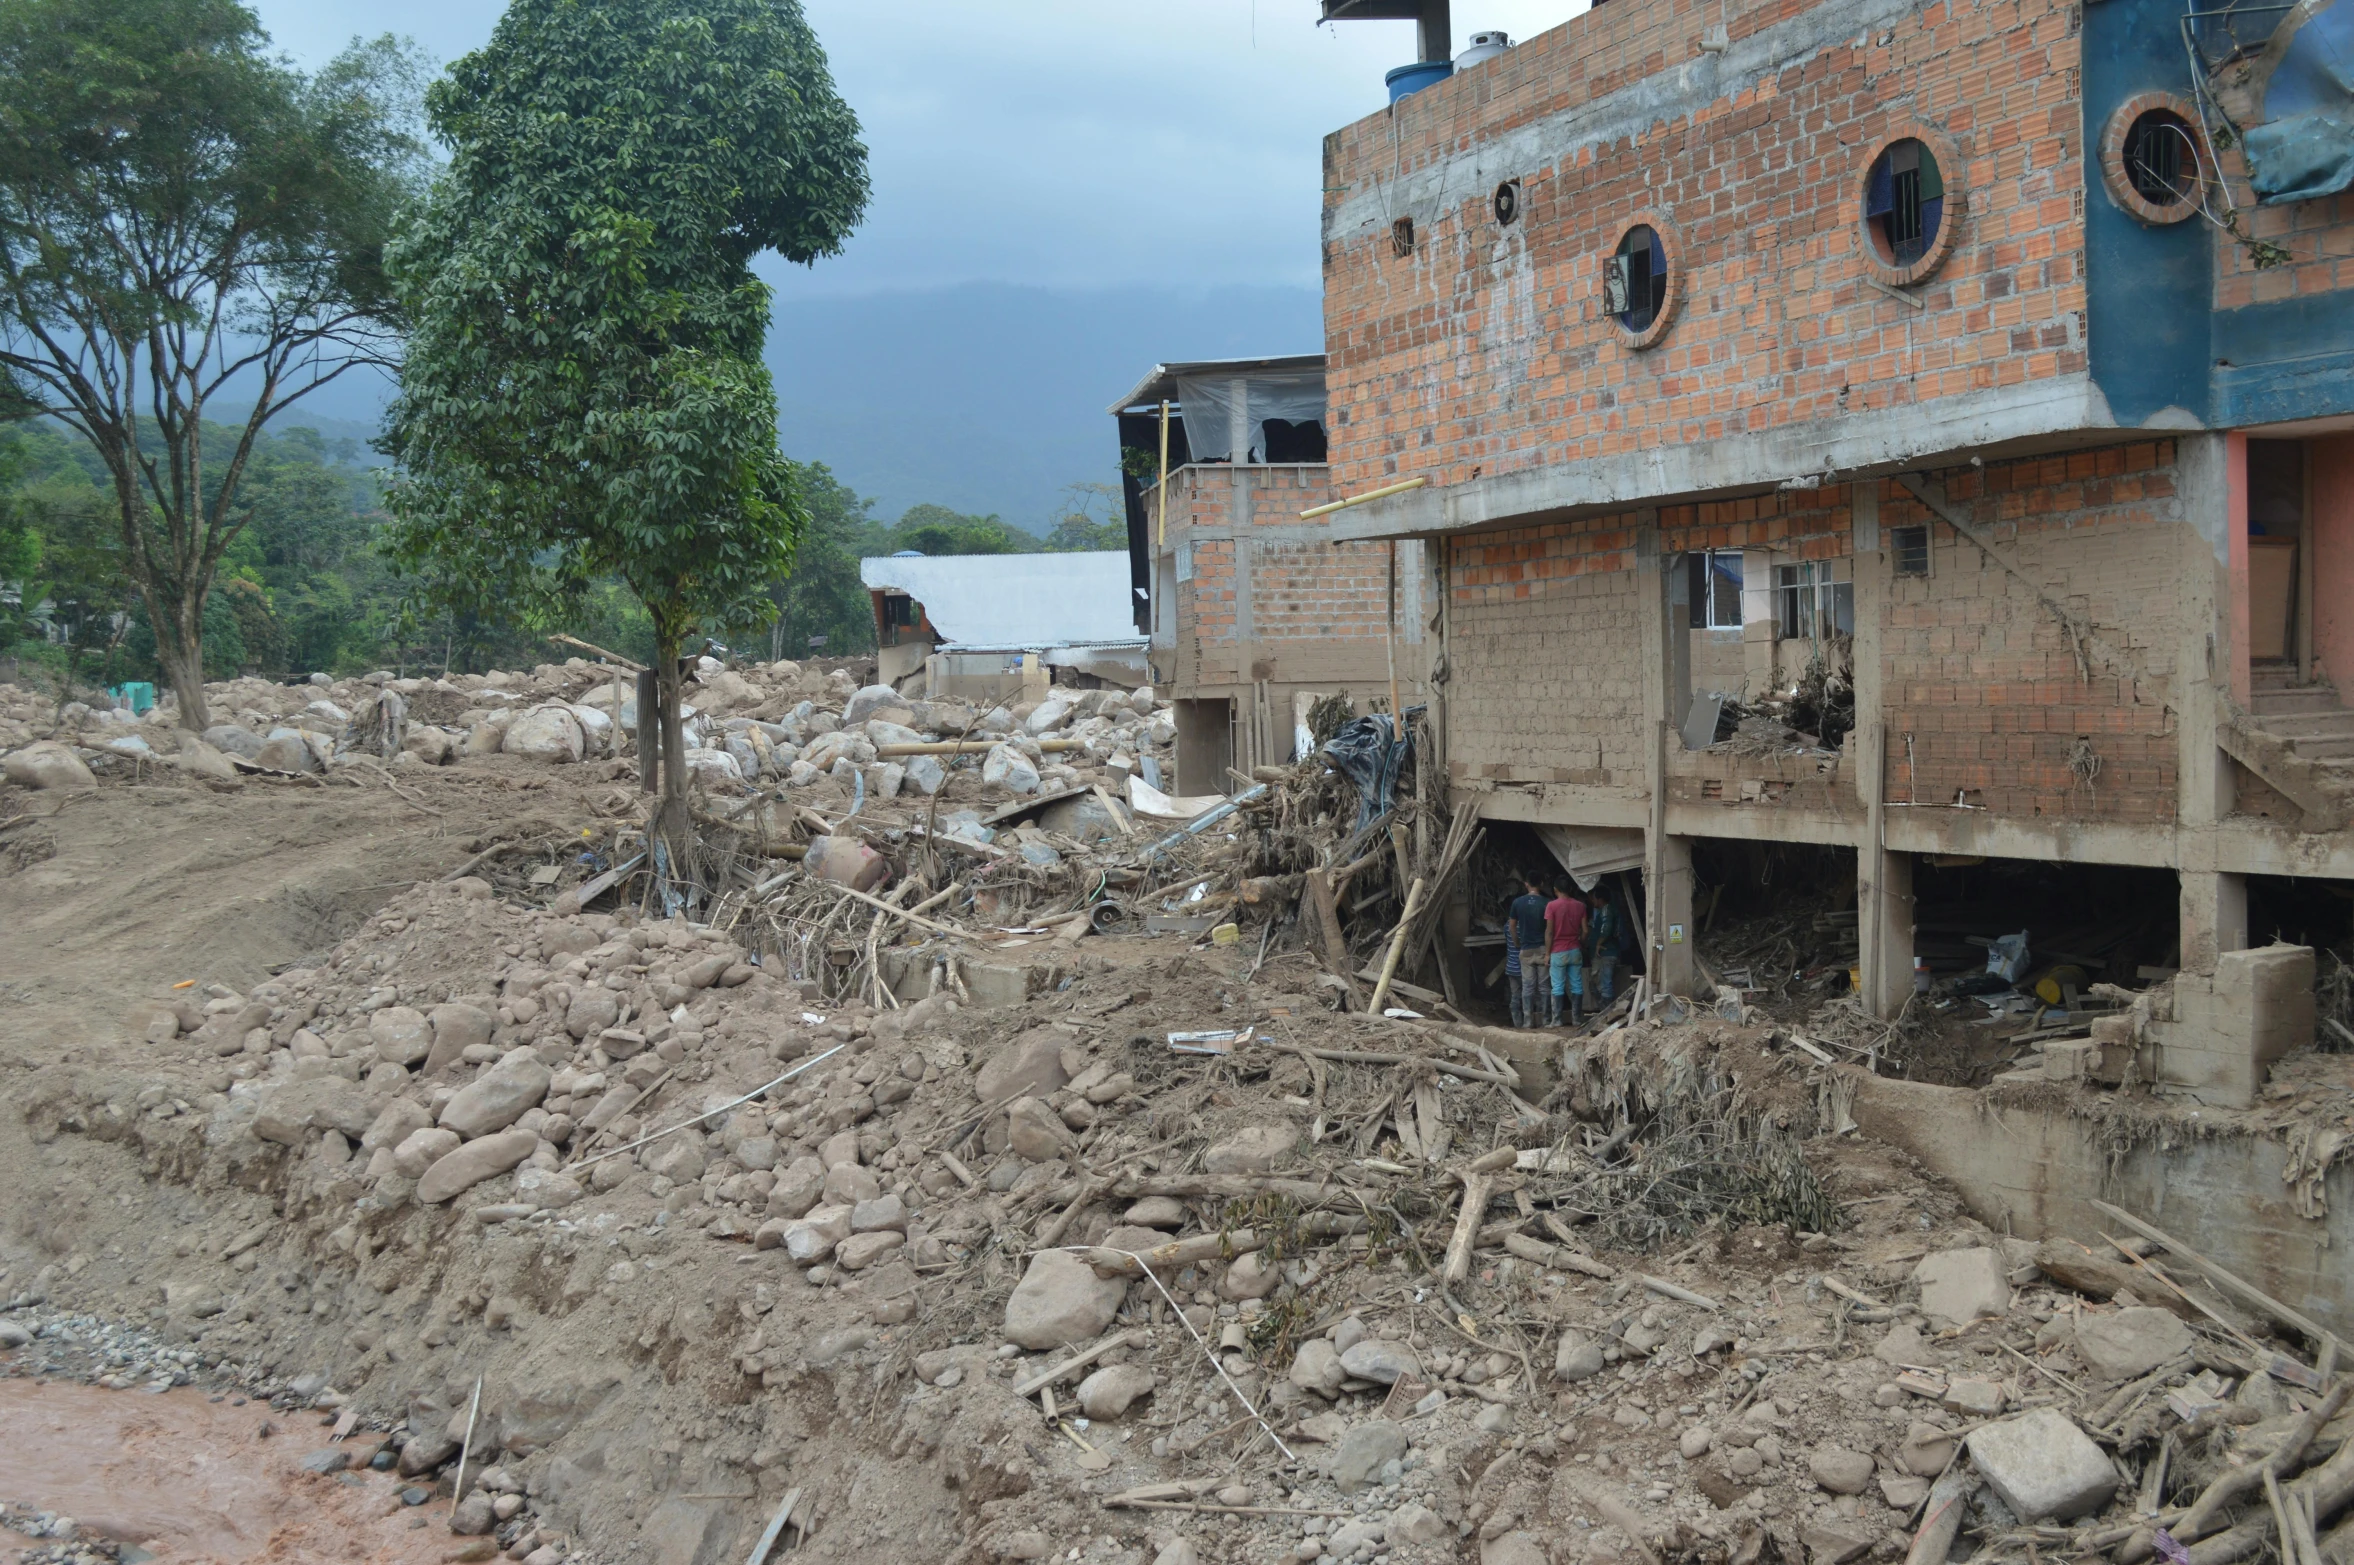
[
  {"xmin": 1113, "ymin": 355, "xmax": 1405, "ymax": 791},
  {"xmin": 858, "ymin": 551, "xmax": 1147, "ymax": 703},
  {"xmin": 1310, "ymin": 0, "xmax": 2354, "ymax": 1310}
]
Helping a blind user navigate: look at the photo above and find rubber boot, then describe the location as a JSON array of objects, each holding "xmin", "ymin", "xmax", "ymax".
[
  {"xmin": 1544, "ymin": 989, "xmax": 1561, "ymax": 1028},
  {"xmin": 1508, "ymin": 984, "xmax": 1526, "ymax": 1029},
  {"xmin": 1571, "ymin": 994, "xmax": 1585, "ymax": 1028}
]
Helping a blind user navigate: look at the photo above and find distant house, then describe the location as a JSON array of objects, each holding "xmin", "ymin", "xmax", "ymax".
[
  {"xmin": 1111, "ymin": 354, "xmax": 1397, "ymax": 793},
  {"xmin": 859, "ymin": 551, "xmax": 1147, "ymax": 703}
]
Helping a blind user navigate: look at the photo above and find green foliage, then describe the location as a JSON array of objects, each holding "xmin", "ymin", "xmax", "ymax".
[
  {"xmin": 884, "ymin": 503, "xmax": 1032, "ymax": 558},
  {"xmin": 0, "ymin": 0, "xmax": 427, "ymax": 717},
  {"xmin": 764, "ymin": 462, "xmax": 879, "ymax": 657},
  {"xmin": 1040, "ymin": 482, "xmax": 1126, "ymax": 553},
  {"xmin": 381, "ymin": 0, "xmax": 871, "ymax": 724}
]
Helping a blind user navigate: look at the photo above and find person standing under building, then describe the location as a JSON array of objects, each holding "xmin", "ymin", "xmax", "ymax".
[
  {"xmin": 1588, "ymin": 890, "xmax": 1624, "ymax": 1008},
  {"xmin": 1545, "ymin": 881, "xmax": 1588, "ymax": 1027},
  {"xmin": 1507, "ymin": 876, "xmax": 1550, "ymax": 1029}
]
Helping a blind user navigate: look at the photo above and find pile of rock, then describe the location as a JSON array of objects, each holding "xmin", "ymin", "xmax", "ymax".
[{"xmin": 0, "ymin": 656, "xmax": 1177, "ymax": 809}]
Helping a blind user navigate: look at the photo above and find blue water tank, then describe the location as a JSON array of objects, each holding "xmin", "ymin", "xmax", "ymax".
[{"xmin": 1385, "ymin": 60, "xmax": 1453, "ymax": 102}]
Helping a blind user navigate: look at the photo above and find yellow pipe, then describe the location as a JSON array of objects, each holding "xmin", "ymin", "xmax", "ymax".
[{"xmin": 1299, "ymin": 475, "xmax": 1428, "ymax": 520}]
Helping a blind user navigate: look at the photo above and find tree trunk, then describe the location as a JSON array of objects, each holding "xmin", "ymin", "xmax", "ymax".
[
  {"xmin": 652, "ymin": 633, "xmax": 694, "ymax": 871},
  {"xmin": 157, "ymin": 594, "xmax": 208, "ymax": 733}
]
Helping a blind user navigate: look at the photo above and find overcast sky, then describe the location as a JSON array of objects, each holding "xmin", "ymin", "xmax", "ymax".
[{"xmin": 246, "ymin": 1, "xmax": 1588, "ymax": 300}]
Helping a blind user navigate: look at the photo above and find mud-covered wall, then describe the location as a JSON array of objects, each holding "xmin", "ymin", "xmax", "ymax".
[{"xmin": 1852, "ymin": 1073, "xmax": 2354, "ymax": 1339}]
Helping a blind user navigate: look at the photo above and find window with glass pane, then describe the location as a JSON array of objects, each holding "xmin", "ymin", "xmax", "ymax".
[
  {"xmin": 1686, "ymin": 549, "xmax": 1744, "ymax": 629},
  {"xmin": 1865, "ymin": 139, "xmax": 1945, "ymax": 267},
  {"xmin": 1776, "ymin": 561, "xmax": 1855, "ymax": 640}
]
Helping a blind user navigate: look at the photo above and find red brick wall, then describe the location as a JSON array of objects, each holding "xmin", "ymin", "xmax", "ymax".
[
  {"xmin": 1879, "ymin": 442, "xmax": 2183, "ymax": 822},
  {"xmin": 1153, "ymin": 464, "xmax": 1395, "ymax": 692},
  {"xmin": 1321, "ymin": 0, "xmax": 2086, "ymax": 494}
]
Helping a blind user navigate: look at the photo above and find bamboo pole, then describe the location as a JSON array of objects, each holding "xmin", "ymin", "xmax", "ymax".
[
  {"xmin": 1367, "ymin": 877, "xmax": 1427, "ymax": 1016},
  {"xmin": 1299, "ymin": 475, "xmax": 1428, "ymax": 519},
  {"xmin": 1156, "ymin": 399, "xmax": 1171, "ymax": 546}
]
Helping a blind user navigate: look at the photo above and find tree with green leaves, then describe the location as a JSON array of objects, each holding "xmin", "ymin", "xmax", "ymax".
[
  {"xmin": 383, "ymin": 0, "xmax": 867, "ymax": 854},
  {"xmin": 0, "ymin": 0, "xmax": 426, "ymax": 726}
]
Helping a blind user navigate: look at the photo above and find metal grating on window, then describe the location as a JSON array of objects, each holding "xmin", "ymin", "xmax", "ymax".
[{"xmin": 1891, "ymin": 525, "xmax": 1930, "ymax": 577}]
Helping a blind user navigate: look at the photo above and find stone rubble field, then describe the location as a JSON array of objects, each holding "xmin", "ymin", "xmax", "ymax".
[{"xmin": 3, "ymin": 664, "xmax": 2352, "ymax": 1565}]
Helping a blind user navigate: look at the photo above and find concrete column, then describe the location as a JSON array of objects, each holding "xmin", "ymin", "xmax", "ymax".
[
  {"xmin": 2179, "ymin": 869, "xmax": 2249, "ymax": 976},
  {"xmin": 1859, "ymin": 842, "xmax": 1916, "ymax": 1018},
  {"xmin": 1648, "ymin": 826, "xmax": 1699, "ymax": 996},
  {"xmin": 1635, "ymin": 514, "xmax": 1697, "ymax": 995}
]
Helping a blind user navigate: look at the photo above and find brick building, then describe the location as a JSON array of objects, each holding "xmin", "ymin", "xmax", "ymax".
[
  {"xmin": 1312, "ymin": 0, "xmax": 2354, "ymax": 1104},
  {"xmin": 1113, "ymin": 357, "xmax": 1406, "ymax": 792}
]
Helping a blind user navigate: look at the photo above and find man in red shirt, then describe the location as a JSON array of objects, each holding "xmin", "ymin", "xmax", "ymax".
[{"xmin": 1545, "ymin": 882, "xmax": 1589, "ymax": 1027}]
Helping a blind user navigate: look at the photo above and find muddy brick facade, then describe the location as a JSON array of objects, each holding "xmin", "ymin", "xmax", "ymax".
[{"xmin": 1315, "ymin": 0, "xmax": 2354, "ymax": 1108}]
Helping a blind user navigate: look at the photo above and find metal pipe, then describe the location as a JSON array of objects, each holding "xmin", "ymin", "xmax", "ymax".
[{"xmin": 1141, "ymin": 783, "xmax": 1268, "ymax": 859}]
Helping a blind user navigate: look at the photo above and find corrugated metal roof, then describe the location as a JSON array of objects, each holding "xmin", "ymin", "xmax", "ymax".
[
  {"xmin": 1108, "ymin": 354, "xmax": 1326, "ymax": 415},
  {"xmin": 858, "ymin": 552, "xmax": 1146, "ymax": 653}
]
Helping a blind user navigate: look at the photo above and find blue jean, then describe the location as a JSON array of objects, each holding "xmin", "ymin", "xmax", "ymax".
[{"xmin": 1550, "ymin": 950, "xmax": 1584, "ymax": 997}]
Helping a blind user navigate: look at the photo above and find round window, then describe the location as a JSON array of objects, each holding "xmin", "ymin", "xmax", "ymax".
[
  {"xmin": 1610, "ymin": 224, "xmax": 1668, "ymax": 334},
  {"xmin": 1493, "ymin": 180, "xmax": 1520, "ymax": 225},
  {"xmin": 1864, "ymin": 138, "xmax": 1945, "ymax": 269},
  {"xmin": 2124, "ymin": 111, "xmax": 2195, "ymax": 206},
  {"xmin": 2102, "ymin": 96, "xmax": 2202, "ymax": 224}
]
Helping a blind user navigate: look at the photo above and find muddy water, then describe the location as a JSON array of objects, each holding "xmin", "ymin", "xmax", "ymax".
[{"xmin": 0, "ymin": 1378, "xmax": 464, "ymax": 1563}]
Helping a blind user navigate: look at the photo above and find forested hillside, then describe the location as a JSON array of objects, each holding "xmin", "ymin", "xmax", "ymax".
[{"xmin": 0, "ymin": 421, "xmax": 1121, "ymax": 689}]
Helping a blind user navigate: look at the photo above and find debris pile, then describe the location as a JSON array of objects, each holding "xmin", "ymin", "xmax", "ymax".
[{"xmin": 5, "ymin": 665, "xmax": 2353, "ymax": 1565}]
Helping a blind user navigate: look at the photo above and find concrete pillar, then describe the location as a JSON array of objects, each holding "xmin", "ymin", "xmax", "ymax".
[
  {"xmin": 1647, "ymin": 830, "xmax": 1698, "ymax": 996},
  {"xmin": 1859, "ymin": 844, "xmax": 1916, "ymax": 1018},
  {"xmin": 2179, "ymin": 869, "xmax": 2249, "ymax": 976}
]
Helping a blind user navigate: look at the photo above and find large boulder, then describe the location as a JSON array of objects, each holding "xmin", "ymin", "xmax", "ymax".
[
  {"xmin": 173, "ymin": 734, "xmax": 242, "ymax": 782},
  {"xmin": 416, "ymin": 1129, "xmax": 539, "ymax": 1204},
  {"xmin": 975, "ymin": 1028, "xmax": 1072, "ymax": 1105},
  {"xmin": 370, "ymin": 1007, "xmax": 434, "ymax": 1067},
  {"xmin": 422, "ymin": 1003, "xmax": 495, "ymax": 1074},
  {"xmin": 1003, "ymin": 1249, "xmax": 1126, "ymax": 1350},
  {"xmin": 252, "ymin": 731, "xmax": 319, "ymax": 773},
  {"xmin": 2073, "ymin": 1307, "xmax": 2193, "ymax": 1380},
  {"xmin": 1203, "ymin": 1124, "xmax": 1298, "ymax": 1175},
  {"xmin": 3, "ymin": 741, "xmax": 96, "ymax": 790},
  {"xmin": 438, "ymin": 1052, "xmax": 553, "ymax": 1139},
  {"xmin": 981, "ymin": 743, "xmax": 1039, "ymax": 795},
  {"xmin": 202, "ymin": 724, "xmax": 265, "ymax": 761},
  {"xmin": 842, "ymin": 683, "xmax": 903, "ymax": 724},
  {"xmin": 502, "ymin": 705, "xmax": 584, "ymax": 763},
  {"xmin": 252, "ymin": 1078, "xmax": 383, "ymax": 1145}
]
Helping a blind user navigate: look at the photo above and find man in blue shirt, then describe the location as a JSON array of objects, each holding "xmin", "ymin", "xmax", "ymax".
[{"xmin": 1507, "ymin": 877, "xmax": 1550, "ymax": 1029}]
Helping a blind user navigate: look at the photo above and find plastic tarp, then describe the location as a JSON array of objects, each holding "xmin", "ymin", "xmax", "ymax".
[
  {"xmin": 1127, "ymin": 775, "xmax": 1225, "ymax": 821},
  {"xmin": 1172, "ymin": 370, "xmax": 1328, "ymax": 462},
  {"xmin": 2226, "ymin": 0, "xmax": 2354, "ymax": 202},
  {"xmin": 1534, "ymin": 824, "xmax": 1646, "ymax": 892},
  {"xmin": 2248, "ymin": 116, "xmax": 2354, "ymax": 202},
  {"xmin": 1321, "ymin": 712, "xmax": 1414, "ymax": 831}
]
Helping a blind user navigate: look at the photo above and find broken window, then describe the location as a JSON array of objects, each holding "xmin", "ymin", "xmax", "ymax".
[
  {"xmin": 1865, "ymin": 139, "xmax": 1945, "ymax": 268},
  {"xmin": 1775, "ymin": 559, "xmax": 1855, "ymax": 641},
  {"xmin": 1891, "ymin": 524, "xmax": 1931, "ymax": 577},
  {"xmin": 1392, "ymin": 216, "xmax": 1415, "ymax": 257},
  {"xmin": 1687, "ymin": 549, "xmax": 1743, "ymax": 629},
  {"xmin": 1605, "ymin": 224, "xmax": 1668, "ymax": 333}
]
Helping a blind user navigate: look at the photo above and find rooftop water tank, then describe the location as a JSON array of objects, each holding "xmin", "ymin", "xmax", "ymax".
[
  {"xmin": 1385, "ymin": 60, "xmax": 1453, "ymax": 101},
  {"xmin": 1457, "ymin": 30, "xmax": 1513, "ymax": 68}
]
